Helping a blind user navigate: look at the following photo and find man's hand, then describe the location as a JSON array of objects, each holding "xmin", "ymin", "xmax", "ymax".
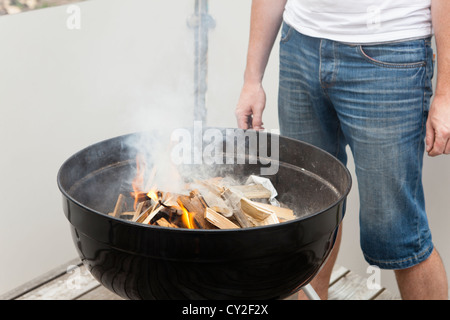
[
  {"xmin": 426, "ymin": 94, "xmax": 450, "ymax": 156},
  {"xmin": 235, "ymin": 0, "xmax": 286, "ymax": 130},
  {"xmin": 235, "ymin": 81, "xmax": 266, "ymax": 130},
  {"xmin": 429, "ymin": 0, "xmax": 450, "ymax": 156}
]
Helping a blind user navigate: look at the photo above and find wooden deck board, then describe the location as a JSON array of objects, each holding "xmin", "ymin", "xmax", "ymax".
[
  {"xmin": 0, "ymin": 258, "xmax": 82, "ymax": 300},
  {"xmin": 76, "ymin": 285, "xmax": 124, "ymax": 300},
  {"xmin": 16, "ymin": 264, "xmax": 100, "ymax": 300},
  {"xmin": 329, "ymin": 265, "xmax": 349, "ymax": 285},
  {"xmin": 373, "ymin": 288, "xmax": 401, "ymax": 300},
  {"xmin": 328, "ymin": 270, "xmax": 383, "ymax": 300},
  {"xmin": 2, "ymin": 259, "xmax": 399, "ymax": 300}
]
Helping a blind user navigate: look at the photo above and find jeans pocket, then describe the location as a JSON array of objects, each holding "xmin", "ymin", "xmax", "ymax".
[
  {"xmin": 280, "ymin": 22, "xmax": 294, "ymax": 43},
  {"xmin": 358, "ymin": 42, "xmax": 427, "ymax": 69}
]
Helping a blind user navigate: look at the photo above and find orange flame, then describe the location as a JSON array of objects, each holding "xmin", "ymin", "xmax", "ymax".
[
  {"xmin": 146, "ymin": 189, "xmax": 159, "ymax": 203},
  {"xmin": 131, "ymin": 153, "xmax": 194, "ymax": 229},
  {"xmin": 177, "ymin": 199, "xmax": 195, "ymax": 229}
]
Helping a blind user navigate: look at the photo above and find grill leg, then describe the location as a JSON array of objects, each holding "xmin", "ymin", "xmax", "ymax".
[{"xmin": 302, "ymin": 284, "xmax": 321, "ymax": 300}]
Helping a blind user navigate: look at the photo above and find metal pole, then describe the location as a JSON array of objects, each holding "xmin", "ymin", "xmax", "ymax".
[
  {"xmin": 302, "ymin": 284, "xmax": 321, "ymax": 300},
  {"xmin": 188, "ymin": 0, "xmax": 215, "ymax": 124}
]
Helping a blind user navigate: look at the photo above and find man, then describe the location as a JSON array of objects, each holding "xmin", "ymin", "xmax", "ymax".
[{"xmin": 236, "ymin": 0, "xmax": 449, "ymax": 300}]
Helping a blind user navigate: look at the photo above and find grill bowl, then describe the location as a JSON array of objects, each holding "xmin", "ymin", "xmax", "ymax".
[{"xmin": 57, "ymin": 129, "xmax": 351, "ymax": 299}]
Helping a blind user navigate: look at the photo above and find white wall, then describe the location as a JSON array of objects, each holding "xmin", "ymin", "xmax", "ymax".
[
  {"xmin": 0, "ymin": 0, "xmax": 197, "ymax": 294},
  {"xmin": 0, "ymin": 0, "xmax": 448, "ymax": 298}
]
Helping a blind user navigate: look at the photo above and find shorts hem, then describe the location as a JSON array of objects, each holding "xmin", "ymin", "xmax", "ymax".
[{"xmin": 363, "ymin": 243, "xmax": 434, "ymax": 270}]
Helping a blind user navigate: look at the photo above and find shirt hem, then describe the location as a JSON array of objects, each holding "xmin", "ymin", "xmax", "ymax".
[{"xmin": 283, "ymin": 17, "xmax": 433, "ymax": 45}]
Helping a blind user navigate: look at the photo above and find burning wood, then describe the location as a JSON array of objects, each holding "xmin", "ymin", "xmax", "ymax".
[
  {"xmin": 133, "ymin": 201, "xmax": 145, "ymax": 220},
  {"xmin": 107, "ymin": 157, "xmax": 297, "ymax": 229},
  {"xmin": 108, "ymin": 179, "xmax": 296, "ymax": 229}
]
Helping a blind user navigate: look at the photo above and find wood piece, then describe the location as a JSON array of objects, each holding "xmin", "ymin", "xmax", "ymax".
[
  {"xmin": 141, "ymin": 204, "xmax": 163, "ymax": 224},
  {"xmin": 210, "ymin": 205, "xmax": 232, "ymax": 218},
  {"xmin": 112, "ymin": 194, "xmax": 125, "ymax": 217},
  {"xmin": 253, "ymin": 202, "xmax": 296, "ymax": 221},
  {"xmin": 129, "ymin": 191, "xmax": 149, "ymax": 204},
  {"xmin": 262, "ymin": 212, "xmax": 280, "ymax": 225},
  {"xmin": 195, "ymin": 178, "xmax": 224, "ymax": 197},
  {"xmin": 243, "ymin": 212, "xmax": 278, "ymax": 227},
  {"xmin": 166, "ymin": 212, "xmax": 183, "ymax": 228},
  {"xmin": 240, "ymin": 197, "xmax": 272, "ymax": 221},
  {"xmin": 198, "ymin": 189, "xmax": 233, "ymax": 217},
  {"xmin": 239, "ymin": 198, "xmax": 281, "ymax": 226},
  {"xmin": 134, "ymin": 203, "xmax": 156, "ymax": 223},
  {"xmin": 160, "ymin": 192, "xmax": 179, "ymax": 208},
  {"xmin": 132, "ymin": 201, "xmax": 145, "ymax": 221},
  {"xmin": 205, "ymin": 208, "xmax": 239, "ymax": 229},
  {"xmin": 242, "ymin": 214, "xmax": 258, "ymax": 227},
  {"xmin": 221, "ymin": 188, "xmax": 252, "ymax": 228},
  {"xmin": 190, "ymin": 189, "xmax": 208, "ymax": 208},
  {"xmin": 193, "ymin": 212, "xmax": 216, "ymax": 229},
  {"xmin": 230, "ymin": 184, "xmax": 272, "ymax": 199},
  {"xmin": 177, "ymin": 193, "xmax": 214, "ymax": 229},
  {"xmin": 177, "ymin": 194, "xmax": 203, "ymax": 214}
]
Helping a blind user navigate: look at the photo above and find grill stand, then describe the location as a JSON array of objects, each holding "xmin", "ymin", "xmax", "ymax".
[{"xmin": 187, "ymin": 0, "xmax": 215, "ymax": 123}]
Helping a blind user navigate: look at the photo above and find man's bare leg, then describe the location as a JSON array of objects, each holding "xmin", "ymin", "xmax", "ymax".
[
  {"xmin": 395, "ymin": 248, "xmax": 448, "ymax": 300},
  {"xmin": 297, "ymin": 225, "xmax": 343, "ymax": 300}
]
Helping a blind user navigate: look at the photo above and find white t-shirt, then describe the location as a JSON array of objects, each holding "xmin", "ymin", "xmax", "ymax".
[{"xmin": 283, "ymin": 0, "xmax": 432, "ymax": 43}]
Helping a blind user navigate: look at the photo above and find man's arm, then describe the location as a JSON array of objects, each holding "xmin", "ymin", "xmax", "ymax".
[
  {"xmin": 427, "ymin": 0, "xmax": 450, "ymax": 156},
  {"xmin": 235, "ymin": 0, "xmax": 287, "ymax": 130}
]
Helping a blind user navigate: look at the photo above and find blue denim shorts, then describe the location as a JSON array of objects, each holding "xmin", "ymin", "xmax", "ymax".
[{"xmin": 278, "ymin": 22, "xmax": 435, "ymax": 270}]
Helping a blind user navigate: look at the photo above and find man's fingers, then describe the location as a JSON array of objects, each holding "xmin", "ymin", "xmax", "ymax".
[
  {"xmin": 235, "ymin": 108, "xmax": 250, "ymax": 130},
  {"xmin": 236, "ymin": 114, "xmax": 264, "ymax": 131},
  {"xmin": 237, "ymin": 116, "xmax": 249, "ymax": 130},
  {"xmin": 428, "ymin": 132, "xmax": 448, "ymax": 156},
  {"xmin": 251, "ymin": 112, "xmax": 264, "ymax": 130},
  {"xmin": 235, "ymin": 103, "xmax": 265, "ymax": 130}
]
